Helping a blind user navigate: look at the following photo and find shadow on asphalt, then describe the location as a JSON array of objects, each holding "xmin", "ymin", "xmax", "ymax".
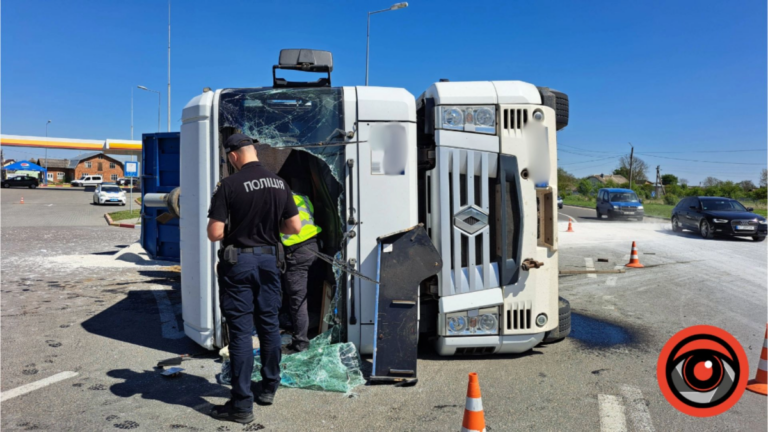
[
  {"xmin": 107, "ymin": 369, "xmax": 229, "ymax": 416},
  {"xmin": 655, "ymin": 228, "xmax": 758, "ymax": 242},
  {"xmin": 81, "ymin": 289, "xmax": 198, "ymax": 355}
]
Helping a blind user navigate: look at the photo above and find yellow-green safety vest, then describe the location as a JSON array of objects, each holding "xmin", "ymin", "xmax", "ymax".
[{"xmin": 281, "ymin": 194, "xmax": 322, "ymax": 246}]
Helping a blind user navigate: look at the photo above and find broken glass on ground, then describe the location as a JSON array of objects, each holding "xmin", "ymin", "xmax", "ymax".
[
  {"xmin": 220, "ymin": 289, "xmax": 366, "ymax": 394},
  {"xmin": 219, "ymin": 327, "xmax": 366, "ymax": 394}
]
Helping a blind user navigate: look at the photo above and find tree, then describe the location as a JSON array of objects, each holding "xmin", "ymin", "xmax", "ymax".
[
  {"xmin": 661, "ymin": 174, "xmax": 678, "ymax": 186},
  {"xmin": 738, "ymin": 180, "xmax": 756, "ymax": 191},
  {"xmin": 702, "ymin": 177, "xmax": 722, "ymax": 188},
  {"xmin": 761, "ymin": 169, "xmax": 767, "ymax": 188},
  {"xmin": 577, "ymin": 178, "xmax": 594, "ymax": 196},
  {"xmin": 557, "ymin": 167, "xmax": 576, "ymax": 195},
  {"xmin": 680, "ymin": 178, "xmax": 689, "ymax": 186},
  {"xmin": 614, "ymin": 155, "xmax": 648, "ymax": 183}
]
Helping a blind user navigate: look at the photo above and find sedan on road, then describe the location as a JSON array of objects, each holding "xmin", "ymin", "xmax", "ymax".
[
  {"xmin": 92, "ymin": 184, "xmax": 126, "ymax": 205},
  {"xmin": 671, "ymin": 196, "xmax": 766, "ymax": 241},
  {"xmin": 2, "ymin": 175, "xmax": 39, "ymax": 189},
  {"xmin": 557, "ymin": 195, "xmax": 563, "ymax": 209}
]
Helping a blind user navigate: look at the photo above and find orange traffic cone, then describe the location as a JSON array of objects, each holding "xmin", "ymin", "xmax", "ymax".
[
  {"xmin": 625, "ymin": 241, "xmax": 644, "ymax": 268},
  {"xmin": 747, "ymin": 324, "xmax": 768, "ymax": 396},
  {"xmin": 566, "ymin": 218, "xmax": 575, "ymax": 232},
  {"xmin": 20, "ymin": 196, "xmax": 24, "ymax": 204},
  {"xmin": 462, "ymin": 373, "xmax": 486, "ymax": 432}
]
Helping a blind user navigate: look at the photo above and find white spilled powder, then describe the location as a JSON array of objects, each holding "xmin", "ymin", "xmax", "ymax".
[{"xmin": 47, "ymin": 243, "xmax": 177, "ymax": 269}]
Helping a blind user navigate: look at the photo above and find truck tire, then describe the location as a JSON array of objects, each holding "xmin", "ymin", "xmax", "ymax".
[
  {"xmin": 543, "ymin": 297, "xmax": 571, "ymax": 343},
  {"xmin": 537, "ymin": 87, "xmax": 569, "ymax": 131}
]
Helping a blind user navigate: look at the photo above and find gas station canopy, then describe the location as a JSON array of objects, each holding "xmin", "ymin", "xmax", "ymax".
[{"xmin": 0, "ymin": 135, "xmax": 142, "ymax": 156}]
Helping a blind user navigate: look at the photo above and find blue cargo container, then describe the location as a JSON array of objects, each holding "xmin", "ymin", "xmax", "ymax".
[{"xmin": 141, "ymin": 132, "xmax": 180, "ymax": 261}]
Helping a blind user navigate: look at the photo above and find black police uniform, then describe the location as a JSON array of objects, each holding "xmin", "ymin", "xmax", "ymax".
[{"xmin": 208, "ymin": 136, "xmax": 298, "ymax": 414}]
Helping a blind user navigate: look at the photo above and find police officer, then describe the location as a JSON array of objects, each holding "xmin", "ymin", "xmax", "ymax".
[
  {"xmin": 280, "ymin": 187, "xmax": 321, "ymax": 353},
  {"xmin": 207, "ymin": 133, "xmax": 301, "ymax": 424}
]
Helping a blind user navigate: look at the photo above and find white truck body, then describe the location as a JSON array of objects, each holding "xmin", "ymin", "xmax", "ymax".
[{"xmin": 177, "ymin": 78, "xmax": 562, "ymax": 356}]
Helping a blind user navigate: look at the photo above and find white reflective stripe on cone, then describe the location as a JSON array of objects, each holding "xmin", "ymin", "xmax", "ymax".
[
  {"xmin": 759, "ymin": 358, "xmax": 768, "ymax": 371},
  {"xmin": 465, "ymin": 397, "xmax": 483, "ymax": 412},
  {"xmin": 461, "ymin": 428, "xmax": 487, "ymax": 432}
]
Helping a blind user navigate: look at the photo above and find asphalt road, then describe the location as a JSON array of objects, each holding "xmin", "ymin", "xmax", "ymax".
[
  {"xmin": 1, "ymin": 190, "xmax": 766, "ymax": 431},
  {"xmin": 558, "ymin": 204, "xmax": 660, "ymax": 224}
]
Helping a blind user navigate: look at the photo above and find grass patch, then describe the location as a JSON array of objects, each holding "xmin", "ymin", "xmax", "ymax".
[{"xmin": 108, "ymin": 209, "xmax": 141, "ymax": 222}]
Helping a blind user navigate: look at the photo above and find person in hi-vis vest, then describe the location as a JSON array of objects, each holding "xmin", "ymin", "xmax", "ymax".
[{"xmin": 280, "ymin": 191, "xmax": 321, "ymax": 353}]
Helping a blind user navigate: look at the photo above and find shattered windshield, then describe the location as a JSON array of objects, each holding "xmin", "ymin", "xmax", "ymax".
[{"xmin": 219, "ymin": 87, "xmax": 344, "ymax": 147}]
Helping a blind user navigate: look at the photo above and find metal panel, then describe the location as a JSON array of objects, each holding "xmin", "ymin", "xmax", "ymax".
[{"xmin": 141, "ymin": 132, "xmax": 180, "ymax": 261}]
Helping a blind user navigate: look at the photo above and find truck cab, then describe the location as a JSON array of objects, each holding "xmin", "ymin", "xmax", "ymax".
[{"xmin": 176, "ymin": 49, "xmax": 569, "ymax": 356}]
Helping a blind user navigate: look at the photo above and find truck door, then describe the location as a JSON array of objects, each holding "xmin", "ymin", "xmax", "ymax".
[{"xmin": 343, "ymin": 86, "xmax": 418, "ymax": 354}]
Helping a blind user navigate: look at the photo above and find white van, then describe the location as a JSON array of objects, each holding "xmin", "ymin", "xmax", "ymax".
[{"xmin": 71, "ymin": 175, "xmax": 103, "ymax": 187}]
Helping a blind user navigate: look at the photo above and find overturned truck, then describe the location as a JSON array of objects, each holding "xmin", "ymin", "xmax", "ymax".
[{"xmin": 155, "ymin": 49, "xmax": 571, "ymax": 380}]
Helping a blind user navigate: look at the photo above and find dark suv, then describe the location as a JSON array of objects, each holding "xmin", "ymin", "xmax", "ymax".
[
  {"xmin": 671, "ymin": 196, "xmax": 767, "ymax": 241},
  {"xmin": 2, "ymin": 175, "xmax": 40, "ymax": 189}
]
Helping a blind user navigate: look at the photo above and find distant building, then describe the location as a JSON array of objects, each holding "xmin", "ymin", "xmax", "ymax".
[
  {"xmin": 70, "ymin": 152, "xmax": 124, "ymax": 182},
  {"xmin": 588, "ymin": 174, "xmax": 628, "ymax": 186},
  {"xmin": 2, "ymin": 159, "xmax": 16, "ymax": 167},
  {"xmin": 36, "ymin": 158, "xmax": 71, "ymax": 183},
  {"xmin": 35, "ymin": 152, "xmax": 125, "ymax": 183}
]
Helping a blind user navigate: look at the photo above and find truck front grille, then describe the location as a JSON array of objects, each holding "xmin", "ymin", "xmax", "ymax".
[
  {"xmin": 506, "ymin": 301, "xmax": 532, "ymax": 330},
  {"xmin": 503, "ymin": 108, "xmax": 528, "ymax": 132},
  {"xmin": 455, "ymin": 347, "xmax": 496, "ymax": 355}
]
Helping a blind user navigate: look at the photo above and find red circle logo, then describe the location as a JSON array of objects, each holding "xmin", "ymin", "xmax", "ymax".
[{"xmin": 657, "ymin": 325, "xmax": 748, "ymax": 417}]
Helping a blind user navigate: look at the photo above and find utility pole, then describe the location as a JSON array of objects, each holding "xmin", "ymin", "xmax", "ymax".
[{"xmin": 628, "ymin": 142, "xmax": 634, "ymax": 190}]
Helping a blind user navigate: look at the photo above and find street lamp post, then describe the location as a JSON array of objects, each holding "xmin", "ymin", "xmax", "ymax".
[
  {"xmin": 628, "ymin": 142, "xmax": 634, "ymax": 190},
  {"xmin": 131, "ymin": 87, "xmax": 134, "ymax": 140},
  {"xmin": 45, "ymin": 120, "xmax": 51, "ymax": 185},
  {"xmin": 366, "ymin": 2, "xmax": 408, "ymax": 86},
  {"xmin": 137, "ymin": 86, "xmax": 161, "ymax": 132}
]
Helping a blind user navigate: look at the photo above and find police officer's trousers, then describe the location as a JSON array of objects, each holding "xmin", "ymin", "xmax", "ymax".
[{"xmin": 218, "ymin": 250, "xmax": 281, "ymax": 412}]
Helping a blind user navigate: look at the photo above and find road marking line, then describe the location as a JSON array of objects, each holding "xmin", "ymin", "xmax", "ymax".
[
  {"xmin": 606, "ymin": 277, "xmax": 617, "ymax": 287},
  {"xmin": 603, "ymin": 295, "xmax": 615, "ymax": 309},
  {"xmin": 598, "ymin": 394, "xmax": 627, "ymax": 432},
  {"xmin": 620, "ymin": 385, "xmax": 656, "ymax": 432},
  {"xmin": 559, "ymin": 212, "xmax": 579, "ymax": 222},
  {"xmin": 151, "ymin": 288, "xmax": 186, "ymax": 339},
  {"xmin": 1, "ymin": 371, "xmax": 78, "ymax": 402},
  {"xmin": 585, "ymin": 258, "xmax": 597, "ymax": 278}
]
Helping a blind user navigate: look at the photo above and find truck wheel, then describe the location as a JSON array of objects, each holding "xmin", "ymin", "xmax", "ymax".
[
  {"xmin": 543, "ymin": 297, "xmax": 571, "ymax": 343},
  {"xmin": 537, "ymin": 87, "xmax": 569, "ymax": 131}
]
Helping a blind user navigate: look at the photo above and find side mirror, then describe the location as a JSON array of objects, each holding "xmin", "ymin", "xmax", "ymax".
[
  {"xmin": 639, "ymin": 199, "xmax": 643, "ymax": 203},
  {"xmin": 747, "ymin": 207, "xmax": 754, "ymax": 212}
]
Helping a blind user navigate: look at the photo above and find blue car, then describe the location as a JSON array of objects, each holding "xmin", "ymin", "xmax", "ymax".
[{"xmin": 595, "ymin": 188, "xmax": 644, "ymax": 221}]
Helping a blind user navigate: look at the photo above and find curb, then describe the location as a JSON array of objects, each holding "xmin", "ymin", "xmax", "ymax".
[
  {"xmin": 104, "ymin": 212, "xmax": 141, "ymax": 229},
  {"xmin": 40, "ymin": 184, "xmax": 73, "ymax": 188}
]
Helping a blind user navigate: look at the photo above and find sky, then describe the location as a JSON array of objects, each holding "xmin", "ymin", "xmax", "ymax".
[{"xmin": 2, "ymin": 0, "xmax": 766, "ymax": 183}]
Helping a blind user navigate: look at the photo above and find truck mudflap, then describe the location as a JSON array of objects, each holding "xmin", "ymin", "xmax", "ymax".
[{"xmin": 370, "ymin": 225, "xmax": 442, "ymax": 385}]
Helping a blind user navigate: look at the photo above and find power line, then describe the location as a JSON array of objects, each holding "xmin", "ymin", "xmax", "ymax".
[
  {"xmin": 640, "ymin": 149, "xmax": 766, "ymax": 154},
  {"xmin": 636, "ymin": 153, "xmax": 766, "ymax": 166}
]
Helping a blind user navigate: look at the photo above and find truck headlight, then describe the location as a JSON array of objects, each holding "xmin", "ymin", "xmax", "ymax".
[
  {"xmin": 637, "ymin": 206, "xmax": 643, "ymax": 210},
  {"xmin": 713, "ymin": 218, "xmax": 728, "ymax": 223},
  {"xmin": 438, "ymin": 106, "xmax": 496, "ymax": 134},
  {"xmin": 445, "ymin": 307, "xmax": 499, "ymax": 336}
]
